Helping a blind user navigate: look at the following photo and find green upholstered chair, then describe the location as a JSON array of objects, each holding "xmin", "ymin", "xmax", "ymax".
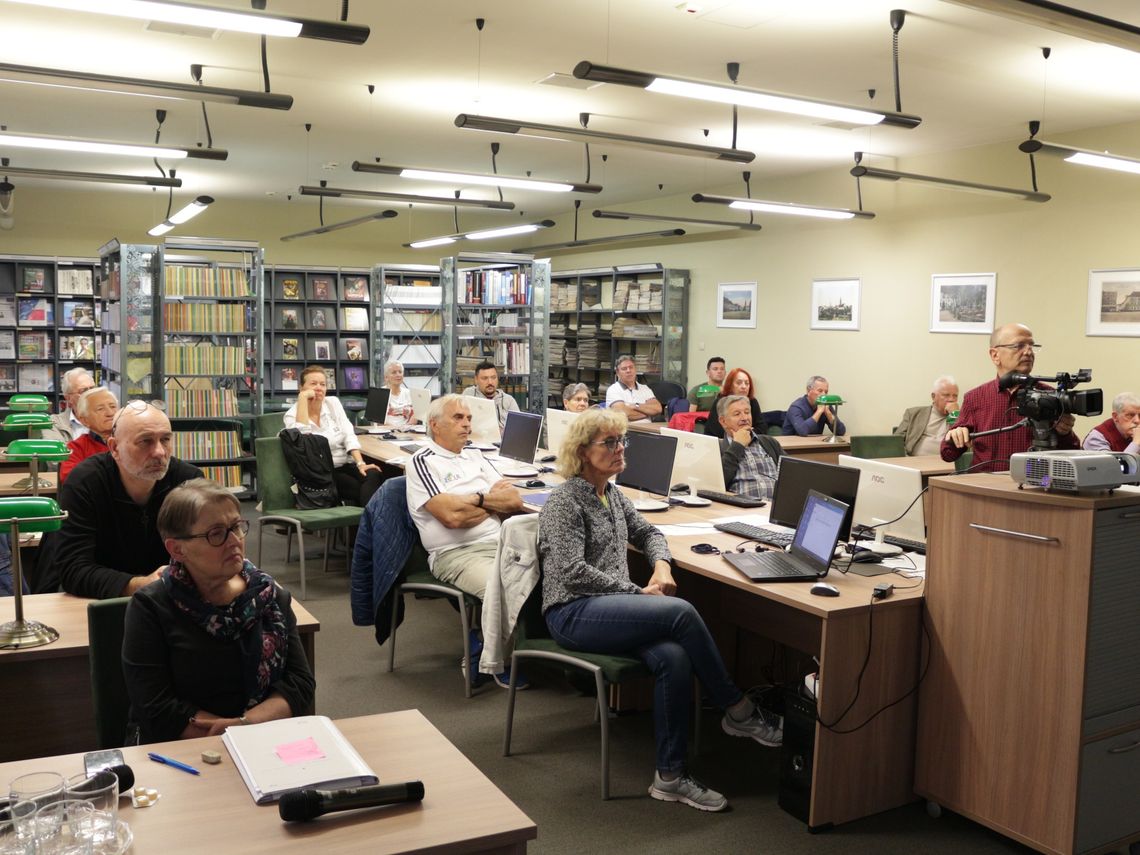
[
  {"xmin": 954, "ymin": 450, "xmax": 974, "ymax": 473},
  {"xmin": 87, "ymin": 597, "xmax": 131, "ymax": 748},
  {"xmin": 850, "ymin": 434, "xmax": 906, "ymax": 459},
  {"xmin": 253, "ymin": 437, "xmax": 364, "ymax": 599},
  {"xmin": 254, "ymin": 411, "xmax": 286, "ymax": 440}
]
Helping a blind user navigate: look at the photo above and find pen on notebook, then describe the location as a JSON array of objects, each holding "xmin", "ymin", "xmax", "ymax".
[{"xmin": 148, "ymin": 752, "xmax": 200, "ymax": 776}]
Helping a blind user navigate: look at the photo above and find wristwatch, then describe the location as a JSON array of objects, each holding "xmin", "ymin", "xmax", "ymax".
[{"xmin": 476, "ymin": 492, "xmax": 485, "ymax": 508}]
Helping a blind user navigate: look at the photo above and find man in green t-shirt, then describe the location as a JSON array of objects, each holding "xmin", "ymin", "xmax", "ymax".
[{"xmin": 688, "ymin": 356, "xmax": 726, "ymax": 412}]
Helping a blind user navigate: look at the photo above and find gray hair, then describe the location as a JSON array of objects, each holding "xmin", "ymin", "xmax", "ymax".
[
  {"xmin": 806, "ymin": 375, "xmax": 827, "ymax": 391},
  {"xmin": 615, "ymin": 355, "xmax": 636, "ymax": 373},
  {"xmin": 61, "ymin": 367, "xmax": 94, "ymax": 397},
  {"xmin": 932, "ymin": 375, "xmax": 958, "ymax": 393},
  {"xmin": 1113, "ymin": 392, "xmax": 1140, "ymax": 413},
  {"xmin": 75, "ymin": 386, "xmax": 115, "ymax": 419},
  {"xmin": 157, "ymin": 478, "xmax": 240, "ymax": 540},
  {"xmin": 425, "ymin": 393, "xmax": 468, "ymax": 441},
  {"xmin": 562, "ymin": 382, "xmax": 590, "ymax": 403},
  {"xmin": 717, "ymin": 394, "xmax": 750, "ymax": 420},
  {"xmin": 384, "ymin": 360, "xmax": 404, "ymax": 376}
]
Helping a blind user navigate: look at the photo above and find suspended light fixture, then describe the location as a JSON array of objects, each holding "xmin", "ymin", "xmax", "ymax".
[
  {"xmin": 454, "ymin": 114, "xmax": 755, "ymax": 163},
  {"xmin": 0, "ymin": 130, "xmax": 226, "ymax": 160},
  {"xmin": 572, "ymin": 61, "xmax": 921, "ymax": 129},
  {"xmin": 0, "ymin": 62, "xmax": 292, "ymax": 110},
  {"xmin": 592, "ymin": 209, "xmax": 761, "ymax": 231},
  {"xmin": 1019, "ymin": 139, "xmax": 1140, "ymax": 176},
  {"xmin": 280, "ymin": 209, "xmax": 398, "ymax": 242},
  {"xmin": 299, "ymin": 184, "xmax": 515, "ymax": 211},
  {"xmin": 404, "ymin": 220, "xmax": 556, "ymax": 249},
  {"xmin": 2, "ymin": 0, "xmax": 369, "ymax": 44},
  {"xmin": 0, "ymin": 164, "xmax": 180, "ymax": 187},
  {"xmin": 148, "ymin": 194, "xmax": 212, "ymax": 236},
  {"xmin": 518, "ymin": 228, "xmax": 686, "ymax": 254},
  {"xmin": 850, "ymin": 163, "xmax": 1050, "ymax": 202},
  {"xmin": 352, "ymin": 161, "xmax": 601, "ymax": 194},
  {"xmin": 942, "ymin": 0, "xmax": 1140, "ymax": 53},
  {"xmin": 692, "ymin": 193, "xmax": 875, "ymax": 220}
]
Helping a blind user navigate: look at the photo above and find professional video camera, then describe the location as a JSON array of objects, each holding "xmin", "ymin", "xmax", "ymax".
[{"xmin": 998, "ymin": 369, "xmax": 1103, "ymax": 449}]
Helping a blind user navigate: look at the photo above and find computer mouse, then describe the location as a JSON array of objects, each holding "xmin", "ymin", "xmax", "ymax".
[
  {"xmin": 670, "ymin": 483, "xmax": 690, "ymax": 494},
  {"xmin": 524, "ymin": 479, "xmax": 546, "ymax": 489},
  {"xmin": 539, "ymin": 454, "xmax": 557, "ymax": 463},
  {"xmin": 851, "ymin": 550, "xmax": 883, "ymax": 564},
  {"xmin": 810, "ymin": 582, "xmax": 840, "ymax": 597}
]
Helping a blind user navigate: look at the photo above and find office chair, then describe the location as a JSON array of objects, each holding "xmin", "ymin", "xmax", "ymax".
[{"xmin": 87, "ymin": 597, "xmax": 132, "ymax": 749}]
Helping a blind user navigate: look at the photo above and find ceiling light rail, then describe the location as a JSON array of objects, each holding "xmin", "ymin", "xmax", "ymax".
[
  {"xmin": 0, "ymin": 164, "xmax": 181, "ymax": 187},
  {"xmin": 0, "ymin": 130, "xmax": 226, "ymax": 160},
  {"xmin": 850, "ymin": 162, "xmax": 1050, "ymax": 202},
  {"xmin": 352, "ymin": 161, "xmax": 601, "ymax": 194},
  {"xmin": 299, "ymin": 185, "xmax": 515, "ymax": 210},
  {"xmin": 405, "ymin": 220, "xmax": 556, "ymax": 250},
  {"xmin": 518, "ymin": 228, "xmax": 686, "ymax": 254},
  {"xmin": 280, "ymin": 209, "xmax": 398, "ymax": 242},
  {"xmin": 1019, "ymin": 139, "xmax": 1140, "ymax": 176},
  {"xmin": 148, "ymin": 194, "xmax": 212, "ymax": 236},
  {"xmin": 593, "ymin": 209, "xmax": 760, "ymax": 231},
  {"xmin": 692, "ymin": 193, "xmax": 875, "ymax": 220}
]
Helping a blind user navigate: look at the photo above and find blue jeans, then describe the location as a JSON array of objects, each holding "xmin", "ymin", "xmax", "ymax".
[{"xmin": 545, "ymin": 593, "xmax": 744, "ymax": 774}]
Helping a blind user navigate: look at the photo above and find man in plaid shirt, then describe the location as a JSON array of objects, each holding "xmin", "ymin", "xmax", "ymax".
[{"xmin": 941, "ymin": 322, "xmax": 1078, "ymax": 472}]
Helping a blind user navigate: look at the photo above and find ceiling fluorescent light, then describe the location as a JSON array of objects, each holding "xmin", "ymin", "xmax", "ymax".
[
  {"xmin": 0, "ymin": 62, "xmax": 292, "ymax": 110},
  {"xmin": 0, "ymin": 164, "xmax": 180, "ymax": 187},
  {"xmin": 299, "ymin": 185, "xmax": 515, "ymax": 211},
  {"xmin": 692, "ymin": 193, "xmax": 875, "ymax": 220},
  {"xmin": 518, "ymin": 228, "xmax": 686, "ymax": 254},
  {"xmin": 2, "ymin": 0, "xmax": 369, "ymax": 44},
  {"xmin": 593, "ymin": 209, "xmax": 761, "ymax": 231},
  {"xmin": 352, "ymin": 161, "xmax": 601, "ymax": 194},
  {"xmin": 280, "ymin": 209, "xmax": 398, "ymax": 242},
  {"xmin": 942, "ymin": 0, "xmax": 1140, "ymax": 53},
  {"xmin": 148, "ymin": 194, "xmax": 212, "ymax": 236},
  {"xmin": 0, "ymin": 130, "xmax": 226, "ymax": 160},
  {"xmin": 1019, "ymin": 139, "xmax": 1140, "ymax": 176},
  {"xmin": 573, "ymin": 61, "xmax": 921, "ymax": 130},
  {"xmin": 408, "ymin": 236, "xmax": 457, "ymax": 249},
  {"xmin": 405, "ymin": 220, "xmax": 556, "ymax": 249},
  {"xmin": 454, "ymin": 114, "xmax": 755, "ymax": 163},
  {"xmin": 850, "ymin": 163, "xmax": 1050, "ymax": 201}
]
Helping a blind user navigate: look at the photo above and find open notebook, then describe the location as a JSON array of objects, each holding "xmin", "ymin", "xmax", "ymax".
[{"xmin": 222, "ymin": 715, "xmax": 378, "ymax": 804}]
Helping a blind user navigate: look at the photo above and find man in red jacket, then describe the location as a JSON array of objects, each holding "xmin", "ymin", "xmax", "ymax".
[{"xmin": 1082, "ymin": 393, "xmax": 1140, "ymax": 454}]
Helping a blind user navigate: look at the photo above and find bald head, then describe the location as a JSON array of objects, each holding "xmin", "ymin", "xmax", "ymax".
[
  {"xmin": 108, "ymin": 402, "xmax": 173, "ymax": 485},
  {"xmin": 988, "ymin": 323, "xmax": 1037, "ymax": 376}
]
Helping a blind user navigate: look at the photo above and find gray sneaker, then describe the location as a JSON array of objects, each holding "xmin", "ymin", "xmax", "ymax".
[
  {"xmin": 648, "ymin": 772, "xmax": 728, "ymax": 812},
  {"xmin": 722, "ymin": 707, "xmax": 783, "ymax": 747}
]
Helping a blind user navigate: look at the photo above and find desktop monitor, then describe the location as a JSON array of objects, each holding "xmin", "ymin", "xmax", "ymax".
[
  {"xmin": 836, "ymin": 455, "xmax": 926, "ymax": 545},
  {"xmin": 409, "ymin": 387, "xmax": 433, "ymax": 424},
  {"xmin": 363, "ymin": 387, "xmax": 391, "ymax": 425},
  {"xmin": 661, "ymin": 427, "xmax": 726, "ymax": 493},
  {"xmin": 768, "ymin": 457, "xmax": 860, "ymax": 540},
  {"xmin": 462, "ymin": 394, "xmax": 501, "ymax": 443},
  {"xmin": 616, "ymin": 430, "xmax": 678, "ymax": 498},
  {"xmin": 545, "ymin": 407, "xmax": 580, "ymax": 457},
  {"xmin": 499, "ymin": 410, "xmax": 543, "ymax": 466}
]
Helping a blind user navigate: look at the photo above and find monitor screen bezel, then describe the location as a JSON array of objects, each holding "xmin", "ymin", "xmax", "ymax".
[
  {"xmin": 616, "ymin": 430, "xmax": 678, "ymax": 498},
  {"xmin": 499, "ymin": 410, "xmax": 544, "ymax": 465}
]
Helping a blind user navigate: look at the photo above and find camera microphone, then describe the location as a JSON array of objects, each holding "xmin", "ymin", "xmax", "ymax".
[
  {"xmin": 72, "ymin": 765, "xmax": 135, "ymax": 793},
  {"xmin": 998, "ymin": 371, "xmax": 1030, "ymax": 391},
  {"xmin": 278, "ymin": 780, "xmax": 425, "ymax": 822}
]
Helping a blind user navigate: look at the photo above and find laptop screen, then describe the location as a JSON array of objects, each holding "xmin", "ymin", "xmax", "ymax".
[
  {"xmin": 364, "ymin": 387, "xmax": 391, "ymax": 424},
  {"xmin": 769, "ymin": 457, "xmax": 860, "ymax": 539},
  {"xmin": 616, "ymin": 431, "xmax": 678, "ymax": 498},
  {"xmin": 790, "ymin": 490, "xmax": 849, "ymax": 568},
  {"xmin": 500, "ymin": 410, "xmax": 543, "ymax": 465}
]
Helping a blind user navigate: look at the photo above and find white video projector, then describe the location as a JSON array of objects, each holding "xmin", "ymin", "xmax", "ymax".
[{"xmin": 1009, "ymin": 450, "xmax": 1140, "ymax": 492}]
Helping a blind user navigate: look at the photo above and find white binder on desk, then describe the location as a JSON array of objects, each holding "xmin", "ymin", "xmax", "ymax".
[{"xmin": 221, "ymin": 715, "xmax": 378, "ymax": 804}]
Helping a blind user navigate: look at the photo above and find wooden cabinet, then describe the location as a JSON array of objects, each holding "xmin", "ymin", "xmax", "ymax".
[{"xmin": 916, "ymin": 474, "xmax": 1140, "ymax": 855}]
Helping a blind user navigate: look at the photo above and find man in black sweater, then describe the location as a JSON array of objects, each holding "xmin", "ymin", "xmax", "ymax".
[{"xmin": 38, "ymin": 401, "xmax": 202, "ymax": 599}]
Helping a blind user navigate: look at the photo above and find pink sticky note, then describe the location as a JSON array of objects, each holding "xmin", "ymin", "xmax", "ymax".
[{"xmin": 275, "ymin": 737, "xmax": 326, "ymax": 765}]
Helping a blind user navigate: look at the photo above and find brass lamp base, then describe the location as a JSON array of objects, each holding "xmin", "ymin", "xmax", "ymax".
[
  {"xmin": 0, "ymin": 618, "xmax": 60, "ymax": 650},
  {"xmin": 8, "ymin": 475, "xmax": 53, "ymax": 491}
]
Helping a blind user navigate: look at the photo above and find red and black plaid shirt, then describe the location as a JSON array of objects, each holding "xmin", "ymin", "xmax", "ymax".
[{"xmin": 940, "ymin": 378, "xmax": 1078, "ymax": 472}]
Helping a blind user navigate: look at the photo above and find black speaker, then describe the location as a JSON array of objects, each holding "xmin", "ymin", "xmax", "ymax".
[{"xmin": 778, "ymin": 684, "xmax": 817, "ymax": 825}]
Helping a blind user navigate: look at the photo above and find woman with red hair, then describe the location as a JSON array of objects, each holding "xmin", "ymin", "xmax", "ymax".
[{"xmin": 703, "ymin": 368, "xmax": 765, "ymax": 439}]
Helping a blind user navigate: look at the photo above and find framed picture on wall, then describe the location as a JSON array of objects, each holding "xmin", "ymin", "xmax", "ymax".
[
  {"xmin": 1086, "ymin": 268, "xmax": 1140, "ymax": 336},
  {"xmin": 930, "ymin": 273, "xmax": 995, "ymax": 334},
  {"xmin": 716, "ymin": 282, "xmax": 757, "ymax": 329},
  {"xmin": 810, "ymin": 278, "xmax": 860, "ymax": 331}
]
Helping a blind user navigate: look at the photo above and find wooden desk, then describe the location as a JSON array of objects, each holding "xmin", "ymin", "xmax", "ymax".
[
  {"xmin": 626, "ymin": 420, "xmax": 663, "ymax": 433},
  {"xmin": 0, "ymin": 710, "xmax": 536, "ymax": 855},
  {"xmin": 0, "ymin": 469, "xmax": 58, "ymax": 496},
  {"xmin": 873, "ymin": 455, "xmax": 955, "ymax": 478},
  {"xmin": 0, "ymin": 593, "xmax": 320, "ymax": 763},
  {"xmin": 776, "ymin": 435, "xmax": 850, "ymax": 464}
]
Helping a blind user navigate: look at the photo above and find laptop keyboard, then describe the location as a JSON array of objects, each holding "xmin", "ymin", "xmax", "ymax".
[
  {"xmin": 745, "ymin": 552, "xmax": 804, "ymax": 576},
  {"xmin": 714, "ymin": 521, "xmax": 794, "ymax": 548}
]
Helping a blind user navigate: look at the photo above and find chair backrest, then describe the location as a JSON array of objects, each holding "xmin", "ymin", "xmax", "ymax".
[
  {"xmin": 649, "ymin": 381, "xmax": 686, "ymax": 409},
  {"xmin": 954, "ymin": 450, "xmax": 974, "ymax": 473},
  {"xmin": 762, "ymin": 410, "xmax": 786, "ymax": 433},
  {"xmin": 87, "ymin": 597, "xmax": 131, "ymax": 749},
  {"xmin": 254, "ymin": 437, "xmax": 297, "ymax": 513},
  {"xmin": 666, "ymin": 397, "xmax": 690, "ymax": 418},
  {"xmin": 255, "ymin": 411, "xmax": 286, "ymax": 439},
  {"xmin": 850, "ymin": 434, "xmax": 906, "ymax": 459}
]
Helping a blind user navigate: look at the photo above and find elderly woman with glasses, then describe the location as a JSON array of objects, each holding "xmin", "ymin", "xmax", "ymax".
[
  {"xmin": 58, "ymin": 386, "xmax": 118, "ymax": 486},
  {"xmin": 538, "ymin": 409, "xmax": 782, "ymax": 813},
  {"xmin": 123, "ymin": 479, "xmax": 315, "ymax": 744}
]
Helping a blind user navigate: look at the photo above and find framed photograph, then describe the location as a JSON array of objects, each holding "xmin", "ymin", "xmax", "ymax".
[
  {"xmin": 280, "ymin": 366, "xmax": 298, "ymax": 391},
  {"xmin": 931, "ymin": 273, "xmax": 996, "ymax": 334},
  {"xmin": 61, "ymin": 300, "xmax": 95, "ymax": 327},
  {"xmin": 280, "ymin": 278, "xmax": 301, "ymax": 300},
  {"xmin": 17, "ymin": 297, "xmax": 53, "ymax": 326},
  {"xmin": 810, "ymin": 278, "xmax": 860, "ymax": 331},
  {"xmin": 312, "ymin": 339, "xmax": 332, "ymax": 361},
  {"xmin": 716, "ymin": 282, "xmax": 757, "ymax": 329},
  {"xmin": 308, "ymin": 306, "xmax": 330, "ymax": 330},
  {"xmin": 280, "ymin": 337, "xmax": 299, "ymax": 360},
  {"xmin": 342, "ymin": 365, "xmax": 366, "ymax": 391},
  {"xmin": 342, "ymin": 338, "xmax": 365, "ymax": 361},
  {"xmin": 1086, "ymin": 268, "xmax": 1140, "ymax": 336},
  {"xmin": 279, "ymin": 307, "xmax": 302, "ymax": 331},
  {"xmin": 342, "ymin": 306, "xmax": 368, "ymax": 331},
  {"xmin": 342, "ymin": 276, "xmax": 369, "ymax": 302},
  {"xmin": 310, "ymin": 277, "xmax": 333, "ymax": 301},
  {"xmin": 21, "ymin": 267, "xmax": 48, "ymax": 293}
]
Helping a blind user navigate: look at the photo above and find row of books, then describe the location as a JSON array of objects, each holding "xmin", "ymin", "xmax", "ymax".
[
  {"xmin": 381, "ymin": 309, "xmax": 442, "ymax": 333},
  {"xmin": 165, "ymin": 389, "xmax": 240, "ymax": 418},
  {"xmin": 461, "ymin": 270, "xmax": 531, "ymax": 305},
  {"xmin": 0, "ymin": 363, "xmax": 53, "ymax": 392},
  {"xmin": 278, "ymin": 365, "xmax": 367, "ymax": 391},
  {"xmin": 276, "ymin": 336, "xmax": 367, "ymax": 362},
  {"xmin": 165, "ymin": 344, "xmax": 246, "ymax": 375},
  {"xmin": 279, "ymin": 276, "xmax": 368, "ymax": 302},
  {"xmin": 614, "ymin": 279, "xmax": 664, "ymax": 311},
  {"xmin": 0, "ymin": 330, "xmax": 97, "ymax": 361},
  {"xmin": 164, "ymin": 266, "xmax": 250, "ymax": 298},
  {"xmin": 279, "ymin": 306, "xmax": 368, "ymax": 332},
  {"xmin": 172, "ymin": 429, "xmax": 245, "ymax": 461},
  {"xmin": 164, "ymin": 302, "xmax": 247, "ymax": 333},
  {"xmin": 7, "ymin": 266, "xmax": 95, "ymax": 295},
  {"xmin": 198, "ymin": 465, "xmax": 244, "ymax": 489},
  {"xmin": 612, "ymin": 317, "xmax": 662, "ymax": 338},
  {"xmin": 0, "ymin": 296, "xmax": 96, "ymax": 328},
  {"xmin": 381, "ymin": 284, "xmax": 441, "ymax": 306}
]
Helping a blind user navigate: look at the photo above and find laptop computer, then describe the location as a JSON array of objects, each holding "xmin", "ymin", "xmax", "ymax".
[
  {"xmin": 616, "ymin": 430, "xmax": 678, "ymax": 511},
  {"xmin": 721, "ymin": 490, "xmax": 848, "ymax": 583},
  {"xmin": 363, "ymin": 387, "xmax": 391, "ymax": 425},
  {"xmin": 661, "ymin": 427, "xmax": 726, "ymax": 493}
]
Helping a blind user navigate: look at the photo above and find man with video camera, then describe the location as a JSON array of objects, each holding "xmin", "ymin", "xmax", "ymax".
[{"xmin": 941, "ymin": 323, "xmax": 1079, "ymax": 472}]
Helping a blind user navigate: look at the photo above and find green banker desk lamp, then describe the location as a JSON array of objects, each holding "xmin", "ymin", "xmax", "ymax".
[
  {"xmin": 815, "ymin": 393, "xmax": 846, "ymax": 444},
  {"xmin": 0, "ymin": 496, "xmax": 67, "ymax": 649},
  {"xmin": 3, "ymin": 395, "xmax": 67, "ymax": 493}
]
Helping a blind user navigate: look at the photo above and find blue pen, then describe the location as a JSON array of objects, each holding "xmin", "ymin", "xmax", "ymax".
[{"xmin": 148, "ymin": 752, "xmax": 200, "ymax": 776}]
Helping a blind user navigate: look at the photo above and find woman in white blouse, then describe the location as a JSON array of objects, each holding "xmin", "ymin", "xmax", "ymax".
[
  {"xmin": 284, "ymin": 365, "xmax": 384, "ymax": 506},
  {"xmin": 383, "ymin": 360, "xmax": 417, "ymax": 427}
]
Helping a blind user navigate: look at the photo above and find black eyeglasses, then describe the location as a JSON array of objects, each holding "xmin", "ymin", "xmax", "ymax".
[
  {"xmin": 590, "ymin": 436, "xmax": 630, "ymax": 452},
  {"xmin": 992, "ymin": 342, "xmax": 1042, "ymax": 353},
  {"xmin": 690, "ymin": 543, "xmax": 722, "ymax": 555},
  {"xmin": 110, "ymin": 399, "xmax": 167, "ymax": 436},
  {"xmin": 178, "ymin": 519, "xmax": 250, "ymax": 547}
]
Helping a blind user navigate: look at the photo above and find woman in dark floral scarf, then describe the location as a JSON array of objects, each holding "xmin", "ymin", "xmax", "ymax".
[{"xmin": 123, "ymin": 479, "xmax": 315, "ymax": 744}]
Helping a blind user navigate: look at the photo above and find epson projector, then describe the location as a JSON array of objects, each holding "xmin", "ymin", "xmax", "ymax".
[{"xmin": 1009, "ymin": 450, "xmax": 1140, "ymax": 492}]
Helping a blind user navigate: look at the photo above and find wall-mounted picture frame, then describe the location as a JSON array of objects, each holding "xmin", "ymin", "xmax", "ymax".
[
  {"xmin": 716, "ymin": 282, "xmax": 757, "ymax": 329},
  {"xmin": 930, "ymin": 272, "xmax": 995, "ymax": 334},
  {"xmin": 810, "ymin": 278, "xmax": 860, "ymax": 331},
  {"xmin": 1086, "ymin": 268, "xmax": 1140, "ymax": 336}
]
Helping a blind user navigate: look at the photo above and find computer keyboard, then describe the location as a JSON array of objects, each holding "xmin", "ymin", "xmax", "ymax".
[
  {"xmin": 883, "ymin": 534, "xmax": 926, "ymax": 555},
  {"xmin": 696, "ymin": 490, "xmax": 767, "ymax": 508},
  {"xmin": 714, "ymin": 521, "xmax": 794, "ymax": 548}
]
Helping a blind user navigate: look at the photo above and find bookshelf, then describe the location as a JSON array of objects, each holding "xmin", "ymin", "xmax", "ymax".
[
  {"xmin": 549, "ymin": 263, "xmax": 689, "ymax": 405},
  {"xmin": 0, "ymin": 255, "xmax": 102, "ymax": 408},
  {"xmin": 97, "ymin": 241, "xmax": 158, "ymax": 404},
  {"xmin": 373, "ymin": 264, "xmax": 442, "ymax": 396},
  {"xmin": 439, "ymin": 253, "xmax": 550, "ymax": 412},
  {"xmin": 263, "ymin": 266, "xmax": 373, "ymax": 409}
]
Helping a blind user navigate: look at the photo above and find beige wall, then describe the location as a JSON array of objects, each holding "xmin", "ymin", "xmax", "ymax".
[{"xmin": 3, "ymin": 121, "xmax": 1139, "ymax": 438}]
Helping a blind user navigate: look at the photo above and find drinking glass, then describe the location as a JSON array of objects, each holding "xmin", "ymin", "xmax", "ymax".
[
  {"xmin": 0, "ymin": 815, "xmax": 33, "ymax": 855},
  {"xmin": 64, "ymin": 773, "xmax": 117, "ymax": 852},
  {"xmin": 6, "ymin": 774, "xmax": 63, "ymax": 841},
  {"xmin": 29, "ymin": 801, "xmax": 93, "ymax": 855}
]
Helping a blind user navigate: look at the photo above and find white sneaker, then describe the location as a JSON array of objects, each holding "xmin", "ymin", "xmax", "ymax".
[
  {"xmin": 648, "ymin": 771, "xmax": 728, "ymax": 812},
  {"xmin": 722, "ymin": 706, "xmax": 783, "ymax": 747}
]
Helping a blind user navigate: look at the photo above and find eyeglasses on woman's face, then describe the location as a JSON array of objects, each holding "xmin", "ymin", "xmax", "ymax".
[
  {"xmin": 590, "ymin": 435, "xmax": 630, "ymax": 453},
  {"xmin": 177, "ymin": 519, "xmax": 250, "ymax": 547}
]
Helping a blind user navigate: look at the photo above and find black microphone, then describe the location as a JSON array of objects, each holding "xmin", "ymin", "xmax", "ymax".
[
  {"xmin": 998, "ymin": 371, "xmax": 1030, "ymax": 391},
  {"xmin": 278, "ymin": 781, "xmax": 425, "ymax": 822},
  {"xmin": 73, "ymin": 765, "xmax": 135, "ymax": 793}
]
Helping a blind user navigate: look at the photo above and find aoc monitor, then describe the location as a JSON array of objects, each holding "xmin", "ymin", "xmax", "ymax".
[
  {"xmin": 463, "ymin": 394, "xmax": 501, "ymax": 444},
  {"xmin": 661, "ymin": 427, "xmax": 726, "ymax": 493},
  {"xmin": 768, "ymin": 456, "xmax": 860, "ymax": 540},
  {"xmin": 544, "ymin": 407, "xmax": 580, "ymax": 457},
  {"xmin": 836, "ymin": 454, "xmax": 926, "ymax": 546}
]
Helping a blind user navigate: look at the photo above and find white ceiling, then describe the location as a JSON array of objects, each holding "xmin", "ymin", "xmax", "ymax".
[{"xmin": 4, "ymin": 0, "xmax": 1140, "ymax": 237}]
